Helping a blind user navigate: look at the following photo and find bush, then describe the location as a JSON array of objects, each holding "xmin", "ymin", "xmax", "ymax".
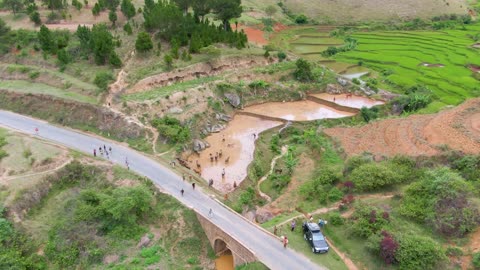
[
  {"xmin": 380, "ymin": 231, "xmax": 398, "ymax": 265},
  {"xmin": 360, "ymin": 106, "xmax": 378, "ymax": 123},
  {"xmin": 277, "ymin": 51, "xmax": 287, "ymax": 61},
  {"xmin": 293, "ymin": 58, "xmax": 314, "ymax": 82},
  {"xmin": 93, "ymin": 71, "xmax": 114, "ymax": 91},
  {"xmin": 395, "ymin": 234, "xmax": 445, "ymax": 270},
  {"xmin": 327, "ymin": 187, "xmax": 343, "ymax": 202},
  {"xmin": 135, "ymin": 31, "xmax": 153, "ymax": 53},
  {"xmin": 123, "ymin": 22, "xmax": 133, "ymax": 35},
  {"xmin": 29, "ymin": 11, "xmax": 41, "ymax": 25},
  {"xmin": 473, "ymin": 252, "xmax": 480, "ymax": 269},
  {"xmin": 351, "ymin": 205, "xmax": 390, "ymax": 238},
  {"xmin": 295, "ymin": 14, "xmax": 308, "ymax": 24},
  {"xmin": 349, "ymin": 162, "xmax": 401, "ymax": 191},
  {"xmin": 329, "ymin": 212, "xmax": 344, "ymax": 226},
  {"xmin": 151, "ymin": 116, "xmax": 190, "ymax": 144}
]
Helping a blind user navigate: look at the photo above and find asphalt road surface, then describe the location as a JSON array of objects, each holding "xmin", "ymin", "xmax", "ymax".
[{"xmin": 0, "ymin": 110, "xmax": 325, "ymax": 270}]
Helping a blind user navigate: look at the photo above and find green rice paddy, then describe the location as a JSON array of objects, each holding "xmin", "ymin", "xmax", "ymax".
[{"xmin": 333, "ymin": 24, "xmax": 480, "ymax": 109}]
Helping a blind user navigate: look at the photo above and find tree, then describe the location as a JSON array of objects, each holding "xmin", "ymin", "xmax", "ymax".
[
  {"xmin": 135, "ymin": 31, "xmax": 153, "ymax": 53},
  {"xmin": 109, "ymin": 10, "xmax": 117, "ymax": 26},
  {"xmin": 192, "ymin": 0, "xmax": 210, "ymax": 20},
  {"xmin": 293, "ymin": 58, "xmax": 314, "ymax": 82},
  {"xmin": 93, "ymin": 71, "xmax": 114, "ymax": 90},
  {"xmin": 109, "ymin": 51, "xmax": 122, "ymax": 67},
  {"xmin": 172, "ymin": 0, "xmax": 189, "ymax": 15},
  {"xmin": 4, "ymin": 0, "xmax": 24, "ymax": 15},
  {"xmin": 120, "ymin": 0, "xmax": 135, "ymax": 19},
  {"xmin": 265, "ymin": 5, "xmax": 277, "ymax": 17},
  {"xmin": 123, "ymin": 22, "xmax": 132, "ymax": 35},
  {"xmin": 57, "ymin": 48, "xmax": 71, "ymax": 67},
  {"xmin": 38, "ymin": 25, "xmax": 54, "ymax": 52},
  {"xmin": 164, "ymin": 54, "xmax": 173, "ymax": 69},
  {"xmin": 211, "ymin": 0, "xmax": 242, "ymax": 31},
  {"xmin": 41, "ymin": 0, "xmax": 66, "ymax": 10},
  {"xmin": 92, "ymin": 2, "xmax": 101, "ymax": 17},
  {"xmin": 76, "ymin": 24, "xmax": 91, "ymax": 51},
  {"xmin": 90, "ymin": 24, "xmax": 114, "ymax": 65},
  {"xmin": 72, "ymin": 0, "xmax": 83, "ymax": 10},
  {"xmin": 105, "ymin": 0, "xmax": 119, "ymax": 10},
  {"xmin": 0, "ymin": 18, "xmax": 9, "ymax": 37},
  {"xmin": 29, "ymin": 11, "xmax": 41, "ymax": 25}
]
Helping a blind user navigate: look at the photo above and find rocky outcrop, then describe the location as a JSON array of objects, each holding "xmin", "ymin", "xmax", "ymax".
[
  {"xmin": 215, "ymin": 113, "xmax": 231, "ymax": 122},
  {"xmin": 224, "ymin": 92, "xmax": 241, "ymax": 108},
  {"xmin": 205, "ymin": 123, "xmax": 226, "ymax": 133},
  {"xmin": 326, "ymin": 84, "xmax": 344, "ymax": 94},
  {"xmin": 137, "ymin": 234, "xmax": 151, "ymax": 248},
  {"xmin": 255, "ymin": 208, "xmax": 274, "ymax": 224},
  {"xmin": 193, "ymin": 139, "xmax": 210, "ymax": 152}
]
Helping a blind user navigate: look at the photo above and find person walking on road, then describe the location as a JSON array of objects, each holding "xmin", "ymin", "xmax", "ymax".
[
  {"xmin": 209, "ymin": 208, "xmax": 213, "ymax": 218},
  {"xmin": 181, "ymin": 188, "xmax": 184, "ymax": 196},
  {"xmin": 93, "ymin": 149, "xmax": 96, "ymax": 157},
  {"xmin": 34, "ymin": 127, "xmax": 39, "ymax": 135},
  {"xmin": 125, "ymin": 157, "xmax": 130, "ymax": 170},
  {"xmin": 192, "ymin": 182, "xmax": 195, "ymax": 190},
  {"xmin": 283, "ymin": 236, "xmax": 288, "ymax": 248}
]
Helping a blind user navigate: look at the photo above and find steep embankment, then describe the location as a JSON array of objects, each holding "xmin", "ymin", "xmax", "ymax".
[
  {"xmin": 0, "ymin": 90, "xmax": 146, "ymax": 140},
  {"xmin": 325, "ymin": 98, "xmax": 480, "ymax": 157}
]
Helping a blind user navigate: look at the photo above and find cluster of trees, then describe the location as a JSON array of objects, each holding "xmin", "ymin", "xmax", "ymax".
[
  {"xmin": 348, "ymin": 204, "xmax": 446, "ymax": 270},
  {"xmin": 322, "ymin": 37, "xmax": 358, "ymax": 57},
  {"xmin": 392, "ymin": 85, "xmax": 432, "ymax": 114},
  {"xmin": 151, "ymin": 116, "xmax": 191, "ymax": 144},
  {"xmin": 143, "ymin": 0, "xmax": 247, "ymax": 56},
  {"xmin": 76, "ymin": 24, "xmax": 122, "ymax": 67},
  {"xmin": 400, "ymin": 168, "xmax": 480, "ymax": 237}
]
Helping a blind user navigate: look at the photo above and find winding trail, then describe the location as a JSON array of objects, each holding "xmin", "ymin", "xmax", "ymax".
[
  {"xmin": 256, "ymin": 145, "xmax": 288, "ymax": 202},
  {"xmin": 0, "ymin": 110, "xmax": 325, "ymax": 270}
]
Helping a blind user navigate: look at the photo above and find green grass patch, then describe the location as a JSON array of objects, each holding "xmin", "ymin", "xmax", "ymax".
[{"xmin": 0, "ymin": 80, "xmax": 97, "ymax": 104}]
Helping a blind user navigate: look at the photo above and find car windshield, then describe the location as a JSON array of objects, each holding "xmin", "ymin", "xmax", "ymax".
[{"xmin": 312, "ymin": 233, "xmax": 325, "ymax": 241}]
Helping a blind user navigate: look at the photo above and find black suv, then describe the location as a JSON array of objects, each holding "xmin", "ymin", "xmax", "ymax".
[{"xmin": 302, "ymin": 222, "xmax": 329, "ymax": 253}]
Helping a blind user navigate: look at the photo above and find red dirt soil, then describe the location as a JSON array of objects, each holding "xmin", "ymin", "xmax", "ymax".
[
  {"xmin": 324, "ymin": 98, "xmax": 480, "ymax": 157},
  {"xmin": 232, "ymin": 24, "xmax": 268, "ymax": 45}
]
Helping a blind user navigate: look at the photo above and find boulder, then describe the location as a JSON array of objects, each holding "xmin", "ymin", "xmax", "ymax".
[
  {"xmin": 326, "ymin": 84, "xmax": 343, "ymax": 94},
  {"xmin": 215, "ymin": 113, "xmax": 231, "ymax": 122},
  {"xmin": 224, "ymin": 92, "xmax": 241, "ymax": 108},
  {"xmin": 244, "ymin": 210, "xmax": 256, "ymax": 222},
  {"xmin": 206, "ymin": 123, "xmax": 226, "ymax": 133},
  {"xmin": 136, "ymin": 234, "xmax": 151, "ymax": 249},
  {"xmin": 193, "ymin": 139, "xmax": 209, "ymax": 152},
  {"xmin": 255, "ymin": 209, "xmax": 274, "ymax": 224},
  {"xmin": 337, "ymin": 77, "xmax": 348, "ymax": 87},
  {"xmin": 167, "ymin": 106, "xmax": 183, "ymax": 114}
]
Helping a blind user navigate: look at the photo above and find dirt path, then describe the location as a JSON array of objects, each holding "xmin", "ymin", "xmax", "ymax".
[
  {"xmin": 256, "ymin": 145, "xmax": 288, "ymax": 202},
  {"xmin": 460, "ymin": 228, "xmax": 480, "ymax": 269},
  {"xmin": 1, "ymin": 157, "xmax": 73, "ymax": 182}
]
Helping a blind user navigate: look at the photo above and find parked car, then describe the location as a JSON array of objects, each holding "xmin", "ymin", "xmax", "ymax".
[{"xmin": 302, "ymin": 222, "xmax": 329, "ymax": 253}]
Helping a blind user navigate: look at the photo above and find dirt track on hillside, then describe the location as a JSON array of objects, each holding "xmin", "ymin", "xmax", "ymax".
[{"xmin": 325, "ymin": 98, "xmax": 480, "ymax": 157}]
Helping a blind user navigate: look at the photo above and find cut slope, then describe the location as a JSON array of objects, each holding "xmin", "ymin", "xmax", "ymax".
[{"xmin": 325, "ymin": 98, "xmax": 480, "ymax": 157}]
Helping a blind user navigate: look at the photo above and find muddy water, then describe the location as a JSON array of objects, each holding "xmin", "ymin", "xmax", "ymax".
[
  {"xmin": 215, "ymin": 254, "xmax": 234, "ymax": 270},
  {"xmin": 311, "ymin": 93, "xmax": 384, "ymax": 109},
  {"xmin": 243, "ymin": 100, "xmax": 356, "ymax": 121},
  {"xmin": 187, "ymin": 115, "xmax": 282, "ymax": 193}
]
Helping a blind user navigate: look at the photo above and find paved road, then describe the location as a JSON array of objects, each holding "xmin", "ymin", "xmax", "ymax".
[{"xmin": 0, "ymin": 110, "xmax": 325, "ymax": 270}]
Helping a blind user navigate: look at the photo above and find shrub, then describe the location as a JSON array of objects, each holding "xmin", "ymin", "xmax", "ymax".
[
  {"xmin": 360, "ymin": 106, "xmax": 378, "ymax": 123},
  {"xmin": 29, "ymin": 11, "xmax": 41, "ymax": 25},
  {"xmin": 93, "ymin": 71, "xmax": 114, "ymax": 91},
  {"xmin": 351, "ymin": 205, "xmax": 389, "ymax": 238},
  {"xmin": 277, "ymin": 51, "xmax": 287, "ymax": 61},
  {"xmin": 349, "ymin": 163, "xmax": 400, "ymax": 191},
  {"xmin": 151, "ymin": 116, "xmax": 190, "ymax": 144},
  {"xmin": 293, "ymin": 58, "xmax": 313, "ymax": 82},
  {"xmin": 327, "ymin": 187, "xmax": 343, "ymax": 202},
  {"xmin": 380, "ymin": 231, "xmax": 398, "ymax": 265},
  {"xmin": 135, "ymin": 32, "xmax": 153, "ymax": 53},
  {"xmin": 329, "ymin": 212, "xmax": 344, "ymax": 226},
  {"xmin": 395, "ymin": 234, "xmax": 445, "ymax": 270},
  {"xmin": 295, "ymin": 14, "xmax": 308, "ymax": 24},
  {"xmin": 445, "ymin": 246, "xmax": 463, "ymax": 257},
  {"xmin": 123, "ymin": 22, "xmax": 133, "ymax": 35},
  {"xmin": 473, "ymin": 252, "xmax": 480, "ymax": 269}
]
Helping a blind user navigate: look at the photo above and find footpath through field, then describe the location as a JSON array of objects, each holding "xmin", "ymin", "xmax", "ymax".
[{"xmin": 0, "ymin": 110, "xmax": 324, "ymax": 270}]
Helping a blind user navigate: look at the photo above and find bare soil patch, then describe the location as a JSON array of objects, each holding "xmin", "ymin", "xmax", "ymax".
[
  {"xmin": 419, "ymin": 62, "xmax": 445, "ymax": 68},
  {"xmin": 325, "ymin": 98, "xmax": 480, "ymax": 158},
  {"xmin": 232, "ymin": 24, "xmax": 268, "ymax": 45},
  {"xmin": 469, "ymin": 64, "xmax": 480, "ymax": 73}
]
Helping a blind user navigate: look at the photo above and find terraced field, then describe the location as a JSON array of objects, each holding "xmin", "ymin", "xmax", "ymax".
[
  {"xmin": 325, "ymin": 98, "xmax": 480, "ymax": 158},
  {"xmin": 334, "ymin": 25, "xmax": 480, "ymax": 110}
]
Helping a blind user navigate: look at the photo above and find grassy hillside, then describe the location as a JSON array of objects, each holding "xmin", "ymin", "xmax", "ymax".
[
  {"xmin": 0, "ymin": 131, "xmax": 215, "ymax": 269},
  {"xmin": 282, "ymin": 0, "xmax": 468, "ymax": 23}
]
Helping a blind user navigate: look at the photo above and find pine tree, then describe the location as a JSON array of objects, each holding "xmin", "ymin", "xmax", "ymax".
[{"xmin": 135, "ymin": 31, "xmax": 153, "ymax": 53}]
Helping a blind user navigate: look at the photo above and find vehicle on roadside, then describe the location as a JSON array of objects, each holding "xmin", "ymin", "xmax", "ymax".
[{"xmin": 302, "ymin": 222, "xmax": 329, "ymax": 253}]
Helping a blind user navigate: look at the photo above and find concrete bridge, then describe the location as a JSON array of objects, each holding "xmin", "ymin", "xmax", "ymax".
[{"xmin": 196, "ymin": 212, "xmax": 257, "ymax": 267}]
